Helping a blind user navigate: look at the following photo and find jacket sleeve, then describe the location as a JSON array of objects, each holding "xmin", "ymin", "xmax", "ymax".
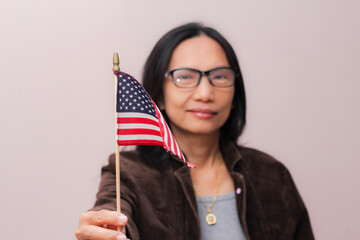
[
  {"xmin": 91, "ymin": 154, "xmax": 140, "ymax": 240},
  {"xmin": 283, "ymin": 168, "xmax": 315, "ymax": 240},
  {"xmin": 294, "ymin": 208, "xmax": 314, "ymax": 240}
]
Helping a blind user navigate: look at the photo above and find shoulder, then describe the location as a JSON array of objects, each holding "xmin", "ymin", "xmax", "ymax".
[
  {"xmin": 236, "ymin": 146, "xmax": 293, "ymax": 185},
  {"xmin": 238, "ymin": 146, "xmax": 287, "ymax": 169},
  {"xmin": 104, "ymin": 149, "xmax": 158, "ymax": 175},
  {"xmin": 101, "ymin": 150, "xmax": 144, "ymax": 174},
  {"xmin": 103, "ymin": 148, "xmax": 178, "ymax": 183}
]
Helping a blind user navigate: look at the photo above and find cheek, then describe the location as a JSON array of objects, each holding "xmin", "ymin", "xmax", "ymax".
[
  {"xmin": 222, "ymin": 89, "xmax": 235, "ymax": 108},
  {"xmin": 163, "ymin": 92, "xmax": 186, "ymax": 112},
  {"xmin": 162, "ymin": 82, "xmax": 188, "ymax": 110},
  {"xmin": 221, "ymin": 90, "xmax": 235, "ymax": 119}
]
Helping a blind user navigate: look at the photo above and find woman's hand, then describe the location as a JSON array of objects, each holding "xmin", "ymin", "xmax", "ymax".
[{"xmin": 75, "ymin": 210, "xmax": 128, "ymax": 240}]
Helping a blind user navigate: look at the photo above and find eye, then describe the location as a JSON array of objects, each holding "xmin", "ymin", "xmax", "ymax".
[
  {"xmin": 212, "ymin": 74, "xmax": 227, "ymax": 80},
  {"xmin": 177, "ymin": 74, "xmax": 192, "ymax": 80},
  {"xmin": 173, "ymin": 69, "xmax": 198, "ymax": 81}
]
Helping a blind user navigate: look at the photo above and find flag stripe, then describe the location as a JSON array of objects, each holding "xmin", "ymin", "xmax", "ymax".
[
  {"xmin": 117, "ymin": 128, "xmax": 161, "ymax": 136},
  {"xmin": 117, "ymin": 123, "xmax": 160, "ymax": 131},
  {"xmin": 117, "ymin": 134, "xmax": 163, "ymax": 142},
  {"xmin": 117, "ymin": 112, "xmax": 158, "ymax": 122},
  {"xmin": 118, "ymin": 118, "xmax": 159, "ymax": 126},
  {"xmin": 117, "ymin": 139, "xmax": 164, "ymax": 146}
]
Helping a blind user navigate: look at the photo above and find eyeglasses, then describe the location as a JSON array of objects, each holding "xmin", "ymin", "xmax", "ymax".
[{"xmin": 165, "ymin": 67, "xmax": 236, "ymax": 88}]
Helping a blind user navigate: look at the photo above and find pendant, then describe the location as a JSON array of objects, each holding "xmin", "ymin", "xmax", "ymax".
[{"xmin": 206, "ymin": 213, "xmax": 216, "ymax": 225}]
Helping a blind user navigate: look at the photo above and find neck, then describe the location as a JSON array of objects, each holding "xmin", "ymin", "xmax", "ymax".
[{"xmin": 172, "ymin": 129, "xmax": 222, "ymax": 169}]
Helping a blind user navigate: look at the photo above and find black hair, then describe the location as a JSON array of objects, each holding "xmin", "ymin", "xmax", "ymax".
[{"xmin": 142, "ymin": 22, "xmax": 246, "ymax": 142}]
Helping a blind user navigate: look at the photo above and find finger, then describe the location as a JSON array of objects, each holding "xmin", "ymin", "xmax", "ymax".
[
  {"xmin": 76, "ymin": 224, "xmax": 127, "ymax": 240},
  {"xmin": 81, "ymin": 210, "xmax": 128, "ymax": 227},
  {"xmin": 103, "ymin": 223, "xmax": 125, "ymax": 234}
]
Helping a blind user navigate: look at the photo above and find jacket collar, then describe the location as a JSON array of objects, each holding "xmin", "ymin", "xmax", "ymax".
[{"xmin": 220, "ymin": 138, "xmax": 243, "ymax": 171}]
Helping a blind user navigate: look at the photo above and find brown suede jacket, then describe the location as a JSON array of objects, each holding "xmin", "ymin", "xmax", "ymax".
[{"xmin": 92, "ymin": 141, "xmax": 314, "ymax": 240}]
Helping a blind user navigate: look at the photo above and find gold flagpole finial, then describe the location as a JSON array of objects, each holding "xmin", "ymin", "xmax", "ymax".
[{"xmin": 113, "ymin": 53, "xmax": 120, "ymax": 72}]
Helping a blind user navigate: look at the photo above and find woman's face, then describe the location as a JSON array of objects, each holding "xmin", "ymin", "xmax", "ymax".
[{"xmin": 161, "ymin": 35, "xmax": 235, "ymax": 137}]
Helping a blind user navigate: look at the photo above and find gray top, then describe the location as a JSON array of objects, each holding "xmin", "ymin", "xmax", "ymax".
[{"xmin": 196, "ymin": 191, "xmax": 246, "ymax": 240}]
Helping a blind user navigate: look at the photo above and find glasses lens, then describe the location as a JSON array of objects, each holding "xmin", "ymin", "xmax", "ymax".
[
  {"xmin": 172, "ymin": 69, "xmax": 199, "ymax": 88},
  {"xmin": 209, "ymin": 68, "xmax": 235, "ymax": 87}
]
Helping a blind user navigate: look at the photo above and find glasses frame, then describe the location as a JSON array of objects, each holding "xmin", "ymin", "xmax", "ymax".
[{"xmin": 165, "ymin": 67, "xmax": 236, "ymax": 88}]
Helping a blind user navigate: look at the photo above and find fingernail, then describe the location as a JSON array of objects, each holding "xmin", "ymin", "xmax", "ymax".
[
  {"xmin": 118, "ymin": 215, "xmax": 128, "ymax": 224},
  {"xmin": 117, "ymin": 235, "xmax": 127, "ymax": 240}
]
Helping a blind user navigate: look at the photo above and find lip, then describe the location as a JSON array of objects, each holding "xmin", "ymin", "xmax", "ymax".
[{"xmin": 187, "ymin": 108, "xmax": 217, "ymax": 119}]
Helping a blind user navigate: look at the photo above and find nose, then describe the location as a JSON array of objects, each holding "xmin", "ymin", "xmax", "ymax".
[{"xmin": 192, "ymin": 75, "xmax": 214, "ymax": 102}]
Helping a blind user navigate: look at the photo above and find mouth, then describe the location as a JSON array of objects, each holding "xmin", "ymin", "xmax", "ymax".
[{"xmin": 187, "ymin": 108, "xmax": 217, "ymax": 119}]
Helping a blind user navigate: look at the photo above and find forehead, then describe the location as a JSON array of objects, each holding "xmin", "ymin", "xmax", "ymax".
[{"xmin": 168, "ymin": 35, "xmax": 229, "ymax": 70}]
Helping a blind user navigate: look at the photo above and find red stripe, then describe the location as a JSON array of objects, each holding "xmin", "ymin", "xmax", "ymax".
[
  {"xmin": 117, "ymin": 117, "xmax": 159, "ymax": 126},
  {"xmin": 117, "ymin": 128, "xmax": 161, "ymax": 136},
  {"xmin": 117, "ymin": 139, "xmax": 163, "ymax": 146},
  {"xmin": 153, "ymin": 103, "xmax": 167, "ymax": 147}
]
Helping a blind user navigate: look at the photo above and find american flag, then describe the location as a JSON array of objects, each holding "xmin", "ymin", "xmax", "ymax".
[{"xmin": 115, "ymin": 71, "xmax": 195, "ymax": 168}]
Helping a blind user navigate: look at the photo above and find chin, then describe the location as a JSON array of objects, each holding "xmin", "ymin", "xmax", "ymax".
[{"xmin": 188, "ymin": 125, "xmax": 222, "ymax": 136}]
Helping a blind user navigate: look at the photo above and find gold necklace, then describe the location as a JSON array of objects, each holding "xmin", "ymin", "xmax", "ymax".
[{"xmin": 193, "ymin": 174, "xmax": 221, "ymax": 225}]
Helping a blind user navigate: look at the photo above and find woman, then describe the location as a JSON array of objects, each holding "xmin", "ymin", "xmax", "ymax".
[{"xmin": 75, "ymin": 23, "xmax": 314, "ymax": 240}]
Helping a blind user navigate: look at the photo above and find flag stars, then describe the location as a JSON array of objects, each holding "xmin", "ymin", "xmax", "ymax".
[{"xmin": 117, "ymin": 73, "xmax": 158, "ymax": 118}]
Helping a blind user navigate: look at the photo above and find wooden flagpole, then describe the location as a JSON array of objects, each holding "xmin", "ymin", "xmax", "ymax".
[{"xmin": 113, "ymin": 53, "xmax": 121, "ymax": 231}]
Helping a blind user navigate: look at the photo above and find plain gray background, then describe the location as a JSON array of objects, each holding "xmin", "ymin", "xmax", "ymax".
[{"xmin": 1, "ymin": 0, "xmax": 359, "ymax": 239}]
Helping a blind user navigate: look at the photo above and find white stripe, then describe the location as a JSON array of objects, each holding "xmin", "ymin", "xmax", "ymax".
[
  {"xmin": 157, "ymin": 107, "xmax": 169, "ymax": 148},
  {"xmin": 117, "ymin": 112, "xmax": 158, "ymax": 122},
  {"xmin": 175, "ymin": 141, "xmax": 181, "ymax": 158},
  {"xmin": 155, "ymin": 105, "xmax": 186, "ymax": 161},
  {"xmin": 168, "ymin": 123, "xmax": 175, "ymax": 153},
  {"xmin": 117, "ymin": 135, "xmax": 163, "ymax": 142},
  {"xmin": 117, "ymin": 123, "xmax": 160, "ymax": 131}
]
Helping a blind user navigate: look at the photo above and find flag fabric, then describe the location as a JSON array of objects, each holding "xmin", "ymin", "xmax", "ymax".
[{"xmin": 115, "ymin": 71, "xmax": 195, "ymax": 168}]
